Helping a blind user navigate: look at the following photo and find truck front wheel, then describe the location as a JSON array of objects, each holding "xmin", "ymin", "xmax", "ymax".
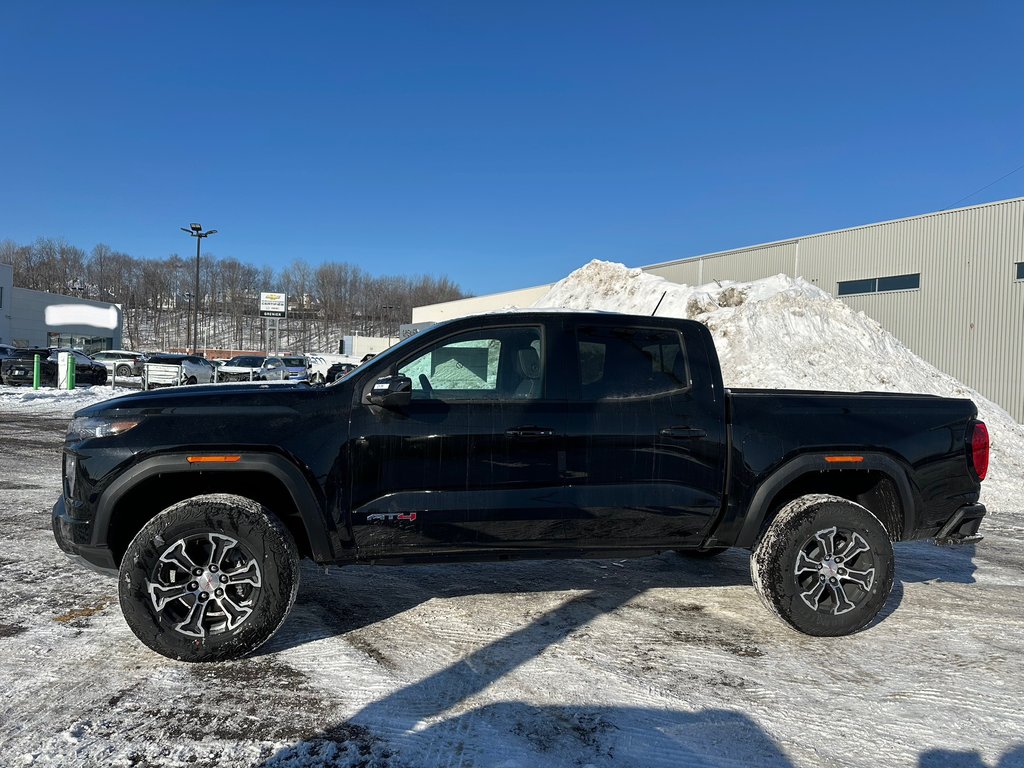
[
  {"xmin": 750, "ymin": 494, "xmax": 894, "ymax": 636},
  {"xmin": 118, "ymin": 494, "xmax": 300, "ymax": 662}
]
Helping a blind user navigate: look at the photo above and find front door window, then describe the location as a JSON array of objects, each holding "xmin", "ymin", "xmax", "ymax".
[{"xmin": 397, "ymin": 327, "xmax": 543, "ymax": 401}]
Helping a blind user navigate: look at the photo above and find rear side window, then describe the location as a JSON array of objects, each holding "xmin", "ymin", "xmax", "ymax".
[{"xmin": 576, "ymin": 326, "xmax": 689, "ymax": 400}]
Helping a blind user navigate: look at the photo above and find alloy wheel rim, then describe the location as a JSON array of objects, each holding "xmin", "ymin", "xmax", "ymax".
[
  {"xmin": 793, "ymin": 526, "xmax": 876, "ymax": 616},
  {"xmin": 145, "ymin": 532, "xmax": 262, "ymax": 638}
]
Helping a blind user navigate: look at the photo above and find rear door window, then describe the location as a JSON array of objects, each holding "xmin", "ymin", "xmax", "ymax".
[{"xmin": 575, "ymin": 326, "xmax": 689, "ymax": 400}]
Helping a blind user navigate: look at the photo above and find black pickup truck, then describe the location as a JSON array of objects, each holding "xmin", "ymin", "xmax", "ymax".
[{"xmin": 52, "ymin": 311, "xmax": 989, "ymax": 661}]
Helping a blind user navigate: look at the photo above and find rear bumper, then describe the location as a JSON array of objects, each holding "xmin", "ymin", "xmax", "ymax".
[
  {"xmin": 935, "ymin": 502, "xmax": 987, "ymax": 545},
  {"xmin": 51, "ymin": 496, "xmax": 117, "ymax": 575}
]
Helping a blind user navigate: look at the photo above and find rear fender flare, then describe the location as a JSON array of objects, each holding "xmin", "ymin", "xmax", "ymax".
[{"xmin": 735, "ymin": 452, "xmax": 915, "ymax": 548}]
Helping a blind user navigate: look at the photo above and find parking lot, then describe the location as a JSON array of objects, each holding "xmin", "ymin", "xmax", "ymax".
[{"xmin": 1, "ymin": 400, "xmax": 1023, "ymax": 767}]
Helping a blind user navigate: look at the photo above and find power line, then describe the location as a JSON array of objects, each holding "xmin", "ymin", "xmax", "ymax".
[{"xmin": 944, "ymin": 161, "xmax": 1024, "ymax": 210}]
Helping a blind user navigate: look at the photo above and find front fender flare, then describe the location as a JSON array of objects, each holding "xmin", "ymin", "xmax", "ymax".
[{"xmin": 93, "ymin": 452, "xmax": 337, "ymax": 562}]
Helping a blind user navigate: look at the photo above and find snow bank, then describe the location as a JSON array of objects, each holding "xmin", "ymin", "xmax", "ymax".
[
  {"xmin": 535, "ymin": 260, "xmax": 1024, "ymax": 514},
  {"xmin": 0, "ymin": 385, "xmax": 133, "ymax": 417}
]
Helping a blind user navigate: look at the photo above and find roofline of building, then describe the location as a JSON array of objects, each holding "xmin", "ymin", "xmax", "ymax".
[
  {"xmin": 642, "ymin": 196, "xmax": 1024, "ymax": 271},
  {"xmin": 14, "ymin": 286, "xmax": 122, "ymax": 309}
]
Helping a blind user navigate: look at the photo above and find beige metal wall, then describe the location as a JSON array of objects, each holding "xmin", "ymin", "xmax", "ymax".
[
  {"xmin": 645, "ymin": 198, "xmax": 1024, "ymax": 422},
  {"xmin": 412, "ymin": 198, "xmax": 1024, "ymax": 420},
  {"xmin": 645, "ymin": 240, "xmax": 798, "ymax": 286},
  {"xmin": 411, "ymin": 284, "xmax": 552, "ymax": 323}
]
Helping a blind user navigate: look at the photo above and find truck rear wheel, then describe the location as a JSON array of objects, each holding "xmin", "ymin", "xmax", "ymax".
[
  {"xmin": 750, "ymin": 494, "xmax": 894, "ymax": 636},
  {"xmin": 118, "ymin": 494, "xmax": 300, "ymax": 662}
]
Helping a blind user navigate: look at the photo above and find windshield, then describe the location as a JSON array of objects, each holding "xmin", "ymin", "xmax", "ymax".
[{"xmin": 226, "ymin": 356, "xmax": 262, "ymax": 367}]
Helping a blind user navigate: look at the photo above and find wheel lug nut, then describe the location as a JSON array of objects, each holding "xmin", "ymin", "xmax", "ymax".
[
  {"xmin": 199, "ymin": 592, "xmax": 209, "ymax": 601},
  {"xmin": 188, "ymin": 581, "xmax": 198, "ymax": 591},
  {"xmin": 209, "ymin": 565, "xmax": 218, "ymax": 573},
  {"xmin": 838, "ymin": 568, "xmax": 847, "ymax": 575},
  {"xmin": 219, "ymin": 575, "xmax": 228, "ymax": 584},
  {"xmin": 193, "ymin": 568, "xmax": 203, "ymax": 576},
  {"xmin": 819, "ymin": 575, "xmax": 826, "ymax": 582},
  {"xmin": 215, "ymin": 588, "xmax": 224, "ymax": 597},
  {"xmin": 829, "ymin": 578, "xmax": 838, "ymax": 585}
]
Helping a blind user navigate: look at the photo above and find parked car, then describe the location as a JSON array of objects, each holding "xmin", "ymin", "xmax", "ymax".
[
  {"xmin": 91, "ymin": 350, "xmax": 144, "ymax": 377},
  {"xmin": 280, "ymin": 356, "xmax": 309, "ymax": 380},
  {"xmin": 2, "ymin": 348, "xmax": 108, "ymax": 387},
  {"xmin": 324, "ymin": 361, "xmax": 357, "ymax": 382},
  {"xmin": 54, "ymin": 311, "xmax": 988, "ymax": 661},
  {"xmin": 0, "ymin": 344, "xmax": 18, "ymax": 383},
  {"xmin": 217, "ymin": 355, "xmax": 288, "ymax": 382},
  {"xmin": 142, "ymin": 353, "xmax": 217, "ymax": 388}
]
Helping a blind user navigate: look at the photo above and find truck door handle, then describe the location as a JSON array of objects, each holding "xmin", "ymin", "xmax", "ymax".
[
  {"xmin": 506, "ymin": 426, "xmax": 555, "ymax": 438},
  {"xmin": 660, "ymin": 426, "xmax": 707, "ymax": 439}
]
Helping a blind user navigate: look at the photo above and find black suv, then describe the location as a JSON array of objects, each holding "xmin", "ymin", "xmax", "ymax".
[{"xmin": 2, "ymin": 348, "xmax": 108, "ymax": 387}]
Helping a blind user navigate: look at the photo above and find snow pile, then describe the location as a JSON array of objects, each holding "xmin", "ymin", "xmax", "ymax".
[
  {"xmin": 0, "ymin": 385, "xmax": 133, "ymax": 417},
  {"xmin": 535, "ymin": 260, "xmax": 1024, "ymax": 513}
]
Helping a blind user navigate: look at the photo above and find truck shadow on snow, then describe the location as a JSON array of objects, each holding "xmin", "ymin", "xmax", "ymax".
[
  {"xmin": 253, "ymin": 544, "xmax": 983, "ymax": 767},
  {"xmin": 894, "ymin": 540, "xmax": 979, "ymax": 585},
  {"xmin": 258, "ymin": 558, "xmax": 797, "ymax": 767},
  {"xmin": 262, "ymin": 540, "xmax": 976, "ymax": 655},
  {"xmin": 263, "ymin": 550, "xmax": 757, "ymax": 653}
]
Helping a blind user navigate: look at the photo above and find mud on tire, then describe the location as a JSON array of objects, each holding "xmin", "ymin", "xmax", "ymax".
[
  {"xmin": 118, "ymin": 494, "xmax": 300, "ymax": 662},
  {"xmin": 750, "ymin": 494, "xmax": 894, "ymax": 636}
]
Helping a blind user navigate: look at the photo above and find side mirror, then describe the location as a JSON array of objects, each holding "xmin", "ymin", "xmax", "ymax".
[{"xmin": 368, "ymin": 374, "xmax": 412, "ymax": 409}]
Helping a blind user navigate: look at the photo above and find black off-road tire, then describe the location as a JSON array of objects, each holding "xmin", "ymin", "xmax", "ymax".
[
  {"xmin": 118, "ymin": 494, "xmax": 300, "ymax": 662},
  {"xmin": 750, "ymin": 494, "xmax": 894, "ymax": 636},
  {"xmin": 186, "ymin": 376, "xmax": 198, "ymax": 385}
]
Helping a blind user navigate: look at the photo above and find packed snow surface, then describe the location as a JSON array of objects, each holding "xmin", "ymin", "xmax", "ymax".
[{"xmin": 1, "ymin": 260, "xmax": 1022, "ymax": 767}]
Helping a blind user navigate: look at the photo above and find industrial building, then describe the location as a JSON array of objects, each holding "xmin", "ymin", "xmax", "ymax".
[
  {"xmin": 413, "ymin": 197, "xmax": 1024, "ymax": 422},
  {"xmin": 0, "ymin": 263, "xmax": 124, "ymax": 352}
]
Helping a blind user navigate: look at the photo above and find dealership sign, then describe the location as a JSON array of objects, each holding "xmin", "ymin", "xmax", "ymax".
[{"xmin": 259, "ymin": 292, "xmax": 287, "ymax": 318}]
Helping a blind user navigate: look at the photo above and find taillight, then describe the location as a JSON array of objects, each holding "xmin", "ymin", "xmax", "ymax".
[{"xmin": 969, "ymin": 421, "xmax": 989, "ymax": 482}]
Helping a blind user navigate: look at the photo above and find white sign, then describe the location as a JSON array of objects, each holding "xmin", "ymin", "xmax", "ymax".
[
  {"xmin": 45, "ymin": 304, "xmax": 120, "ymax": 330},
  {"xmin": 259, "ymin": 292, "xmax": 287, "ymax": 318}
]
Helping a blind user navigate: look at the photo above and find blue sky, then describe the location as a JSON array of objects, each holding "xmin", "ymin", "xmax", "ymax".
[{"xmin": 1, "ymin": 2, "xmax": 1021, "ymax": 296}]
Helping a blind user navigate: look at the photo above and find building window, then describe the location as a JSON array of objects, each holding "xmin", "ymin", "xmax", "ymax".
[
  {"xmin": 837, "ymin": 273, "xmax": 920, "ymax": 297},
  {"xmin": 1016, "ymin": 262, "xmax": 1024, "ymax": 281}
]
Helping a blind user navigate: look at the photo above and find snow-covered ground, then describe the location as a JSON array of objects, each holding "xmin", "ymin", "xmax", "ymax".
[{"xmin": 1, "ymin": 262, "xmax": 1022, "ymax": 767}]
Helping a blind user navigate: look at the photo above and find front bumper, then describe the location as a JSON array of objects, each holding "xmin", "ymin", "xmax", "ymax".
[
  {"xmin": 935, "ymin": 502, "xmax": 987, "ymax": 546},
  {"xmin": 51, "ymin": 496, "xmax": 117, "ymax": 575}
]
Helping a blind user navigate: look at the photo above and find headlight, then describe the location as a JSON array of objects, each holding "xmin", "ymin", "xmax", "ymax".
[{"xmin": 67, "ymin": 415, "xmax": 142, "ymax": 442}]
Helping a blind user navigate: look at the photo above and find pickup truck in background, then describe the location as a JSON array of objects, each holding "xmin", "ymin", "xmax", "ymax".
[{"xmin": 52, "ymin": 311, "xmax": 989, "ymax": 661}]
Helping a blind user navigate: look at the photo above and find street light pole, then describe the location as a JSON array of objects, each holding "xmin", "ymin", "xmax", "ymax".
[
  {"xmin": 183, "ymin": 292, "xmax": 193, "ymax": 352},
  {"xmin": 180, "ymin": 223, "xmax": 217, "ymax": 355}
]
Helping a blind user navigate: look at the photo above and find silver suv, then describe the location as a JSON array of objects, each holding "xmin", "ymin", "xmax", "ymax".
[{"xmin": 91, "ymin": 350, "xmax": 144, "ymax": 377}]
